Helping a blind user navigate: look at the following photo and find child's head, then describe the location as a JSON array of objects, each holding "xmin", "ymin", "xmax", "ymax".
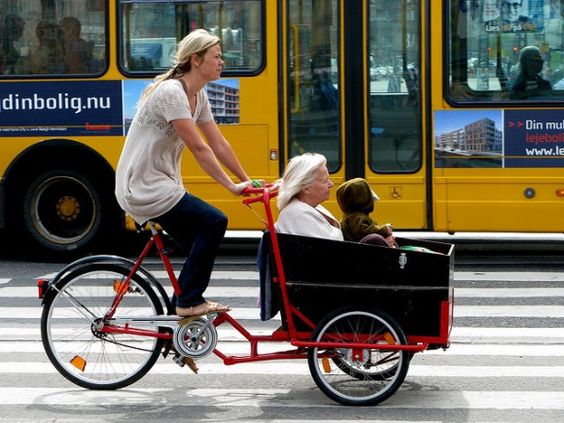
[{"xmin": 336, "ymin": 178, "xmax": 379, "ymax": 215}]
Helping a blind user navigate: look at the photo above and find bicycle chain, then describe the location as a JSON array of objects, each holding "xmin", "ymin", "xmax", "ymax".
[{"xmin": 92, "ymin": 326, "xmax": 158, "ymax": 353}]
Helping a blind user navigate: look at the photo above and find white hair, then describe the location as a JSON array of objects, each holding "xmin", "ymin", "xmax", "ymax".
[{"xmin": 277, "ymin": 153, "xmax": 327, "ymax": 211}]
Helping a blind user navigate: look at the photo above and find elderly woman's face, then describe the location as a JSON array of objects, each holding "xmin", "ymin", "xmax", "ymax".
[{"xmin": 302, "ymin": 165, "xmax": 333, "ymax": 206}]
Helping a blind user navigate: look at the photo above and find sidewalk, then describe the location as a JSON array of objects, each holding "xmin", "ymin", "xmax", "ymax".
[{"xmin": 222, "ymin": 230, "xmax": 564, "ymax": 252}]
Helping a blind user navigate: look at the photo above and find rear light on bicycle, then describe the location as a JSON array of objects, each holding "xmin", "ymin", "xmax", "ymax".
[{"xmin": 37, "ymin": 279, "xmax": 48, "ymax": 299}]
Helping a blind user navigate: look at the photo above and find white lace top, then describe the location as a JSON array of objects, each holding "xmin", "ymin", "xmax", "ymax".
[{"xmin": 115, "ymin": 79, "xmax": 213, "ymax": 224}]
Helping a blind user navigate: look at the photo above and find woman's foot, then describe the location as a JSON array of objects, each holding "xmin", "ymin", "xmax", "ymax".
[
  {"xmin": 205, "ymin": 300, "xmax": 231, "ymax": 312},
  {"xmin": 176, "ymin": 301, "xmax": 231, "ymax": 317}
]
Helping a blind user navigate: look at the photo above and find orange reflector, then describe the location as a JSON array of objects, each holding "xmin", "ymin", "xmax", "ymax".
[
  {"xmin": 557, "ymin": 189, "xmax": 564, "ymax": 197},
  {"xmin": 383, "ymin": 332, "xmax": 396, "ymax": 344},
  {"xmin": 321, "ymin": 357, "xmax": 332, "ymax": 373},
  {"xmin": 70, "ymin": 355, "xmax": 86, "ymax": 372},
  {"xmin": 113, "ymin": 279, "xmax": 123, "ymax": 293}
]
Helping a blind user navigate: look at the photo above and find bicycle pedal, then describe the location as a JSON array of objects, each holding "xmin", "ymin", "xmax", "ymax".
[
  {"xmin": 172, "ymin": 354, "xmax": 185, "ymax": 367},
  {"xmin": 172, "ymin": 354, "xmax": 198, "ymax": 374}
]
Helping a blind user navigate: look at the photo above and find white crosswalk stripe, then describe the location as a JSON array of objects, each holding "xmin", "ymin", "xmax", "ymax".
[
  {"xmin": 1, "ymin": 265, "xmax": 563, "ymax": 420},
  {"xmin": 4, "ymin": 285, "xmax": 564, "ymax": 298},
  {"xmin": 0, "ymin": 387, "xmax": 563, "ymax": 410},
  {"xmin": 3, "ymin": 304, "xmax": 564, "ymax": 319}
]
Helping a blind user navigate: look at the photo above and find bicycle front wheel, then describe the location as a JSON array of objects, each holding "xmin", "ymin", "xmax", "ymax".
[
  {"xmin": 41, "ymin": 263, "xmax": 166, "ymax": 389},
  {"xmin": 307, "ymin": 307, "xmax": 409, "ymax": 406}
]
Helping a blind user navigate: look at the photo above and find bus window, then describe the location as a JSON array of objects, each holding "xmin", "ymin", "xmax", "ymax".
[
  {"xmin": 287, "ymin": 0, "xmax": 340, "ymax": 171},
  {"xmin": 368, "ymin": 0, "xmax": 422, "ymax": 173},
  {"xmin": 0, "ymin": 0, "xmax": 106, "ymax": 76},
  {"xmin": 120, "ymin": 0, "xmax": 263, "ymax": 74},
  {"xmin": 448, "ymin": 0, "xmax": 564, "ymax": 102}
]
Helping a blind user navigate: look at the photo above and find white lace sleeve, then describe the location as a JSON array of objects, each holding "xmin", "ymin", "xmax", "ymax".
[
  {"xmin": 196, "ymin": 89, "xmax": 214, "ymax": 124},
  {"xmin": 153, "ymin": 80, "xmax": 191, "ymax": 123}
]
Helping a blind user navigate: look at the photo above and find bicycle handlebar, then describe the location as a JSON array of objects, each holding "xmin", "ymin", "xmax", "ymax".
[{"xmin": 241, "ymin": 183, "xmax": 279, "ymax": 205}]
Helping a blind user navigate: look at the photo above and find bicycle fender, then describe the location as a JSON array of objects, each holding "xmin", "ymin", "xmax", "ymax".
[{"xmin": 41, "ymin": 254, "xmax": 174, "ymax": 313}]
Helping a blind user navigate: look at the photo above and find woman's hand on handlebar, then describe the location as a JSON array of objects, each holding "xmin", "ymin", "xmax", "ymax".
[{"xmin": 229, "ymin": 181, "xmax": 254, "ymax": 196}]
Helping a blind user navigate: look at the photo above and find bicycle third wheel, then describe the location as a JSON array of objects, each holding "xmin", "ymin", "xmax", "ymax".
[
  {"xmin": 307, "ymin": 307, "xmax": 409, "ymax": 406},
  {"xmin": 41, "ymin": 263, "xmax": 166, "ymax": 390}
]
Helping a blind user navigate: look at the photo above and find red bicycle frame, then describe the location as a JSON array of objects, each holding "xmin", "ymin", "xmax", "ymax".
[{"xmin": 100, "ymin": 185, "xmax": 429, "ymax": 366}]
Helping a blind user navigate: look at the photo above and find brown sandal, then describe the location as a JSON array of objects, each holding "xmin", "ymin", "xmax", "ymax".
[
  {"xmin": 176, "ymin": 301, "xmax": 231, "ymax": 317},
  {"xmin": 205, "ymin": 300, "xmax": 231, "ymax": 312},
  {"xmin": 182, "ymin": 356, "xmax": 199, "ymax": 374}
]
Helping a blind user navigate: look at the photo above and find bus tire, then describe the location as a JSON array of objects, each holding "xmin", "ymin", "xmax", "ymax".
[{"xmin": 21, "ymin": 169, "xmax": 105, "ymax": 256}]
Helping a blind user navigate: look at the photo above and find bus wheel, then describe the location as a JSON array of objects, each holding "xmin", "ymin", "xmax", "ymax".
[{"xmin": 22, "ymin": 169, "xmax": 103, "ymax": 255}]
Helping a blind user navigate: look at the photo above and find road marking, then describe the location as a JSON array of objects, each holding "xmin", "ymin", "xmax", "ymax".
[
  {"xmin": 2, "ymin": 326, "xmax": 563, "ymax": 342},
  {"xmin": 2, "ymin": 305, "xmax": 564, "ymax": 319},
  {"xmin": 3, "ymin": 286, "xmax": 564, "ymax": 298},
  {"xmin": 0, "ymin": 286, "xmax": 261, "ymax": 298},
  {"xmin": 1, "ymin": 361, "xmax": 564, "ymax": 377},
  {"xmin": 38, "ymin": 270, "xmax": 260, "ymax": 281},
  {"xmin": 454, "ymin": 271, "xmax": 564, "ymax": 281},
  {"xmin": 24, "ymin": 270, "xmax": 564, "ymax": 285},
  {"xmin": 2, "ymin": 341, "xmax": 563, "ymax": 356},
  {"xmin": 0, "ymin": 387, "xmax": 563, "ymax": 409},
  {"xmin": 454, "ymin": 288, "xmax": 564, "ymax": 297},
  {"xmin": 454, "ymin": 305, "xmax": 564, "ymax": 317}
]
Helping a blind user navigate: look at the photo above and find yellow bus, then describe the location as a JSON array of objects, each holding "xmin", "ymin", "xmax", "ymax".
[{"xmin": 0, "ymin": 0, "xmax": 563, "ymax": 256}]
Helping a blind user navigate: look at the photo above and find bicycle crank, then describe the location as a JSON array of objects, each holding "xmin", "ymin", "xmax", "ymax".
[{"xmin": 172, "ymin": 314, "xmax": 218, "ymax": 359}]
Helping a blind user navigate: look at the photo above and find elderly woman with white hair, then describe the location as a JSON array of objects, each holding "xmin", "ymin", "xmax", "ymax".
[{"xmin": 275, "ymin": 153, "xmax": 343, "ymax": 241}]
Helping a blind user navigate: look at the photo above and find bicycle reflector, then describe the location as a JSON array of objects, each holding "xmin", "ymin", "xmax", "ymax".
[
  {"xmin": 70, "ymin": 355, "xmax": 87, "ymax": 372},
  {"xmin": 113, "ymin": 279, "xmax": 135, "ymax": 294},
  {"xmin": 321, "ymin": 357, "xmax": 332, "ymax": 373},
  {"xmin": 383, "ymin": 332, "xmax": 396, "ymax": 344},
  {"xmin": 37, "ymin": 279, "xmax": 48, "ymax": 299}
]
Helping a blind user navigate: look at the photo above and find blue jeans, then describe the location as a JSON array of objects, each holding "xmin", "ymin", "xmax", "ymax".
[{"xmin": 153, "ymin": 193, "xmax": 227, "ymax": 308}]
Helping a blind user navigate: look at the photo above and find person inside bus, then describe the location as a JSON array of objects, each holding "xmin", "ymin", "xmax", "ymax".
[
  {"xmin": 0, "ymin": 14, "xmax": 25, "ymax": 74},
  {"xmin": 30, "ymin": 21, "xmax": 64, "ymax": 74},
  {"xmin": 510, "ymin": 46, "xmax": 552, "ymax": 100},
  {"xmin": 115, "ymin": 28, "xmax": 254, "ymax": 319},
  {"xmin": 275, "ymin": 153, "xmax": 343, "ymax": 241},
  {"xmin": 336, "ymin": 178, "xmax": 397, "ymax": 248},
  {"xmin": 59, "ymin": 16, "xmax": 92, "ymax": 73}
]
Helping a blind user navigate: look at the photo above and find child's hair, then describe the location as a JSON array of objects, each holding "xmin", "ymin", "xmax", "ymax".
[
  {"xmin": 336, "ymin": 177, "xmax": 376, "ymax": 215},
  {"xmin": 337, "ymin": 178, "xmax": 390, "ymax": 243}
]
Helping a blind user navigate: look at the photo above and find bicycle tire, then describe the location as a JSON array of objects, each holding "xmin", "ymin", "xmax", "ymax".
[
  {"xmin": 41, "ymin": 263, "xmax": 166, "ymax": 389},
  {"xmin": 307, "ymin": 307, "xmax": 409, "ymax": 406}
]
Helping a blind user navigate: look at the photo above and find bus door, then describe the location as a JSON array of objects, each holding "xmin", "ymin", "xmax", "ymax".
[
  {"xmin": 365, "ymin": 0, "xmax": 427, "ymax": 229},
  {"xmin": 283, "ymin": 0, "xmax": 428, "ymax": 229}
]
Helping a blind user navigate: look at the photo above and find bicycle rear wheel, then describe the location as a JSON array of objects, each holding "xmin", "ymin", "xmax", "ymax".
[
  {"xmin": 307, "ymin": 307, "xmax": 409, "ymax": 406},
  {"xmin": 41, "ymin": 263, "xmax": 165, "ymax": 389}
]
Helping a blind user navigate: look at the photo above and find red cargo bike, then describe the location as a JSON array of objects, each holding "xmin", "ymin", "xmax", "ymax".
[{"xmin": 39, "ymin": 184, "xmax": 454, "ymax": 406}]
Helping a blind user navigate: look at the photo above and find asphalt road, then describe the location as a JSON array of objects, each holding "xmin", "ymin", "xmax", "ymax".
[{"xmin": 0, "ymin": 249, "xmax": 563, "ymax": 422}]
